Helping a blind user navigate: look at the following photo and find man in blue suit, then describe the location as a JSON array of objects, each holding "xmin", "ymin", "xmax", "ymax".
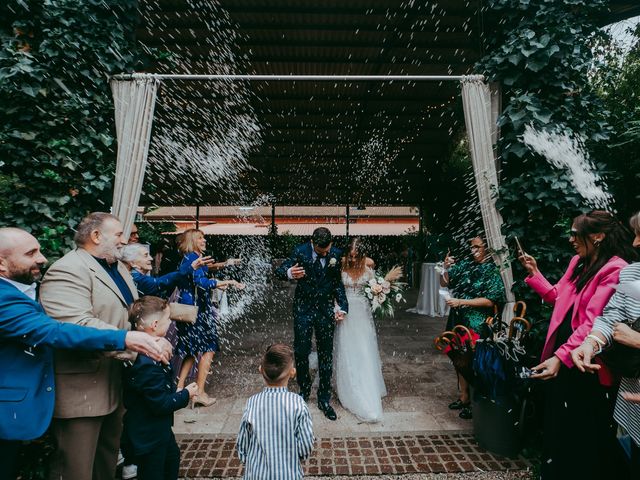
[
  {"xmin": 0, "ymin": 227, "xmax": 169, "ymax": 480},
  {"xmin": 275, "ymin": 227, "xmax": 348, "ymax": 420}
]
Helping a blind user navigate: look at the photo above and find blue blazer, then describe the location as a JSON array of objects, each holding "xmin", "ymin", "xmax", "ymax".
[
  {"xmin": 275, "ymin": 242, "xmax": 348, "ymax": 317},
  {"xmin": 131, "ymin": 259, "xmax": 193, "ymax": 298},
  {"xmin": 122, "ymin": 354, "xmax": 189, "ymax": 455},
  {"xmin": 0, "ymin": 280, "xmax": 127, "ymax": 441},
  {"xmin": 174, "ymin": 252, "xmax": 218, "ymax": 306}
]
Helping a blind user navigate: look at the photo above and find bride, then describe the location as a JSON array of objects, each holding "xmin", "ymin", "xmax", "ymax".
[{"xmin": 334, "ymin": 237, "xmax": 390, "ymax": 422}]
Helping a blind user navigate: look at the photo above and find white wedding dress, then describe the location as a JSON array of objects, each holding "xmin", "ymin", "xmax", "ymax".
[{"xmin": 334, "ymin": 267, "xmax": 387, "ymax": 422}]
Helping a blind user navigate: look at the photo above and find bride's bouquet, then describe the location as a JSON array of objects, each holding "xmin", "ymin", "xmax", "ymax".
[{"xmin": 363, "ymin": 266, "xmax": 406, "ymax": 319}]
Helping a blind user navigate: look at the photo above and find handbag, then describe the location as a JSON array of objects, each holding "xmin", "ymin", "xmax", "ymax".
[
  {"xmin": 169, "ymin": 302, "xmax": 198, "ymax": 323},
  {"xmin": 601, "ymin": 316, "xmax": 640, "ymax": 378},
  {"xmin": 168, "ymin": 284, "xmax": 199, "ymax": 324}
]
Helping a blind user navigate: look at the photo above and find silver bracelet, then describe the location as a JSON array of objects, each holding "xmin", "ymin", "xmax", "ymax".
[{"xmin": 586, "ymin": 334, "xmax": 606, "ymax": 355}]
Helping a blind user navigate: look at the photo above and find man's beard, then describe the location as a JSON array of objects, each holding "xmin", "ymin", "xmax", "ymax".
[
  {"xmin": 100, "ymin": 244, "xmax": 122, "ymax": 263},
  {"xmin": 9, "ymin": 263, "xmax": 42, "ymax": 284}
]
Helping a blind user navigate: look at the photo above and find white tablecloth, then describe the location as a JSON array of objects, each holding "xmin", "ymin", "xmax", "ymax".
[{"xmin": 407, "ymin": 262, "xmax": 449, "ymax": 317}]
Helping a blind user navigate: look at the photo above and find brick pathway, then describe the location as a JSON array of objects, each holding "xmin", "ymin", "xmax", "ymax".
[{"xmin": 177, "ymin": 433, "xmax": 531, "ymax": 478}]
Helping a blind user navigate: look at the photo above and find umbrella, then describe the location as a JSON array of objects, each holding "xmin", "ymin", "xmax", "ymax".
[
  {"xmin": 473, "ymin": 302, "xmax": 531, "ymax": 402},
  {"xmin": 435, "ymin": 325, "xmax": 479, "ymax": 384}
]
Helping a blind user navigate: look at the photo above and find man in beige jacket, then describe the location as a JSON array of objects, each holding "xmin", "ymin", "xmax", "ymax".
[{"xmin": 40, "ymin": 212, "xmax": 172, "ymax": 480}]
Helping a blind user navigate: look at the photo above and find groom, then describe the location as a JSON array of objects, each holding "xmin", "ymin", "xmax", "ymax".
[{"xmin": 275, "ymin": 227, "xmax": 348, "ymax": 420}]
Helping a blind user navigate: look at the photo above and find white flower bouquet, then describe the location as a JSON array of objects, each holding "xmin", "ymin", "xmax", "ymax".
[{"xmin": 362, "ymin": 266, "xmax": 406, "ymax": 319}]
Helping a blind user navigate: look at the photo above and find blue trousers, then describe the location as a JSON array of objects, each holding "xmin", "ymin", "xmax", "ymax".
[
  {"xmin": 293, "ymin": 310, "xmax": 335, "ymax": 403},
  {"xmin": 135, "ymin": 433, "xmax": 180, "ymax": 480}
]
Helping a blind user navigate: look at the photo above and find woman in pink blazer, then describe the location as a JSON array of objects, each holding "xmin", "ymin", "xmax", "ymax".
[{"xmin": 520, "ymin": 210, "xmax": 636, "ymax": 480}]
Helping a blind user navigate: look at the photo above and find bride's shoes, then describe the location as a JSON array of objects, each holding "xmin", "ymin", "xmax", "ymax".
[{"xmin": 191, "ymin": 393, "xmax": 217, "ymax": 408}]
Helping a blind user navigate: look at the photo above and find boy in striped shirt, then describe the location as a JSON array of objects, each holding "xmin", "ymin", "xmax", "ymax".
[{"xmin": 237, "ymin": 344, "xmax": 315, "ymax": 479}]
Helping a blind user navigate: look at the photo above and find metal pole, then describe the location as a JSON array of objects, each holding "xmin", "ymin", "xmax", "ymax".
[
  {"xmin": 195, "ymin": 204, "xmax": 200, "ymax": 230},
  {"xmin": 111, "ymin": 73, "xmax": 484, "ymax": 82},
  {"xmin": 345, "ymin": 205, "xmax": 350, "ymax": 240},
  {"xmin": 271, "ymin": 203, "xmax": 276, "ymax": 234}
]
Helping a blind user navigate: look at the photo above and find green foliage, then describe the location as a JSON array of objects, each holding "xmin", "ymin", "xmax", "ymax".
[
  {"xmin": 478, "ymin": 0, "xmax": 614, "ymax": 321},
  {"xmin": 591, "ymin": 24, "xmax": 640, "ymax": 218},
  {"xmin": 137, "ymin": 221, "xmax": 176, "ymax": 247},
  {"xmin": 0, "ymin": 0, "xmax": 143, "ymax": 258}
]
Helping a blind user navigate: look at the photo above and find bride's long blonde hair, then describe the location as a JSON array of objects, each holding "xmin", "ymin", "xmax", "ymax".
[{"xmin": 342, "ymin": 237, "xmax": 367, "ymax": 276}]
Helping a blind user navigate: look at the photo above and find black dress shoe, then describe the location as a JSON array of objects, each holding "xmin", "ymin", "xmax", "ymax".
[
  {"xmin": 448, "ymin": 399, "xmax": 470, "ymax": 410},
  {"xmin": 318, "ymin": 402, "xmax": 337, "ymax": 421},
  {"xmin": 459, "ymin": 406, "xmax": 473, "ymax": 420}
]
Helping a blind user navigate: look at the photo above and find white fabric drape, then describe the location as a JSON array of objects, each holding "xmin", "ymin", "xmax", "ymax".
[
  {"xmin": 110, "ymin": 77, "xmax": 159, "ymax": 238},
  {"xmin": 461, "ymin": 79, "xmax": 515, "ymax": 321}
]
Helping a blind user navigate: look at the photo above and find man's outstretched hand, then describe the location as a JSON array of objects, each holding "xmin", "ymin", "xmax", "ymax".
[{"xmin": 124, "ymin": 332, "xmax": 173, "ymax": 364}]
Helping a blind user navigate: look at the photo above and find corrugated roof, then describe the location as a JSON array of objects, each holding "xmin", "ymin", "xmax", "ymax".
[
  {"xmin": 137, "ymin": 0, "xmax": 640, "ymax": 206},
  {"xmin": 176, "ymin": 221, "xmax": 418, "ymax": 236},
  {"xmin": 145, "ymin": 205, "xmax": 419, "ymax": 219}
]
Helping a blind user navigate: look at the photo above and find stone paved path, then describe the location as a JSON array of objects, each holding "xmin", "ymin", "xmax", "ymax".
[
  {"xmin": 177, "ymin": 433, "xmax": 532, "ymax": 478},
  {"xmin": 171, "ymin": 285, "xmax": 532, "ymax": 478}
]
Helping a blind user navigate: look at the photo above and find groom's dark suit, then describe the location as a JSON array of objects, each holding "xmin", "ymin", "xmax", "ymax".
[{"xmin": 275, "ymin": 242, "xmax": 348, "ymax": 403}]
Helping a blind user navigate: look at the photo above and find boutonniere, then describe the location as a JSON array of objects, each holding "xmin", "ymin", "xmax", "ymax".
[{"xmin": 329, "ymin": 257, "xmax": 337, "ymax": 267}]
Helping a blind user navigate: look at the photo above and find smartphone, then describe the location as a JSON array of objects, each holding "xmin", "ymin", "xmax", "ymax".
[
  {"xmin": 514, "ymin": 236, "xmax": 525, "ymax": 257},
  {"xmin": 518, "ymin": 367, "xmax": 539, "ymax": 378}
]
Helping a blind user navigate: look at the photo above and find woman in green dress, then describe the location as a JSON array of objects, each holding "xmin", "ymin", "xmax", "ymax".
[{"xmin": 439, "ymin": 236, "xmax": 506, "ymax": 419}]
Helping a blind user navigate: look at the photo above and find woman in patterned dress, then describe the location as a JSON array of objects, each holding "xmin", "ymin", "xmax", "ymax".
[
  {"xmin": 175, "ymin": 229, "xmax": 244, "ymax": 407},
  {"xmin": 440, "ymin": 236, "xmax": 506, "ymax": 419}
]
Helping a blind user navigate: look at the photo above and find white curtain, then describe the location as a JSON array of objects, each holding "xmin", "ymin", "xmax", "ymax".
[
  {"xmin": 110, "ymin": 77, "xmax": 159, "ymax": 238},
  {"xmin": 461, "ymin": 78, "xmax": 516, "ymax": 321}
]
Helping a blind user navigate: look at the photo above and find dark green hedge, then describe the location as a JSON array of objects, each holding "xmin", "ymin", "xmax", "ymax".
[{"xmin": 0, "ymin": 0, "xmax": 142, "ymax": 256}]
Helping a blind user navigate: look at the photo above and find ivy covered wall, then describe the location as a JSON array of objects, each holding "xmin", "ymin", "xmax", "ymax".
[
  {"xmin": 0, "ymin": 0, "xmax": 142, "ymax": 256},
  {"xmin": 478, "ymin": 0, "xmax": 618, "ymax": 317}
]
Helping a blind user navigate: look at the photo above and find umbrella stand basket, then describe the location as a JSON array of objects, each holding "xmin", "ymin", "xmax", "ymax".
[
  {"xmin": 472, "ymin": 392, "xmax": 529, "ymax": 458},
  {"xmin": 471, "ymin": 301, "xmax": 533, "ymax": 458}
]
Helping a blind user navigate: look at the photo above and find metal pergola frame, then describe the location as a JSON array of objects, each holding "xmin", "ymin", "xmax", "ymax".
[
  {"xmin": 111, "ymin": 72, "xmax": 485, "ymax": 231},
  {"xmin": 111, "ymin": 73, "xmax": 484, "ymax": 82}
]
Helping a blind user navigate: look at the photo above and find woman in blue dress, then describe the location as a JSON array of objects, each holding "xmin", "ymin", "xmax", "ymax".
[{"xmin": 175, "ymin": 229, "xmax": 244, "ymax": 407}]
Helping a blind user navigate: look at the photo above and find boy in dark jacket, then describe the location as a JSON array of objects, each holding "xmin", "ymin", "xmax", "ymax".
[{"xmin": 122, "ymin": 296, "xmax": 198, "ymax": 480}]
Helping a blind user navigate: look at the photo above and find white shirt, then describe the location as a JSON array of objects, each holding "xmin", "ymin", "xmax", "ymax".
[{"xmin": 0, "ymin": 277, "xmax": 37, "ymax": 300}]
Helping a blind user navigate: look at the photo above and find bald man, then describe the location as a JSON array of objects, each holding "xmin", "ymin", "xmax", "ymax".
[{"xmin": 0, "ymin": 228, "xmax": 168, "ymax": 480}]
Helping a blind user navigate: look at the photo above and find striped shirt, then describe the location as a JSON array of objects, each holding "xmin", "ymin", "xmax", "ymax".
[
  {"xmin": 237, "ymin": 387, "xmax": 315, "ymax": 480},
  {"xmin": 592, "ymin": 262, "xmax": 640, "ymax": 447}
]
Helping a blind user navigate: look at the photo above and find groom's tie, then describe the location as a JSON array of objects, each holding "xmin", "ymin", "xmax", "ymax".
[{"xmin": 313, "ymin": 256, "xmax": 323, "ymax": 279}]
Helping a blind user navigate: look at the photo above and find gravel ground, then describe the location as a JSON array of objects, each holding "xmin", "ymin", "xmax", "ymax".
[{"xmin": 181, "ymin": 472, "xmax": 535, "ymax": 480}]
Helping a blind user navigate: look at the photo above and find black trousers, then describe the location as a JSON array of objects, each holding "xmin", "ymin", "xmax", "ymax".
[
  {"xmin": 541, "ymin": 365, "xmax": 629, "ymax": 480},
  {"xmin": 135, "ymin": 433, "xmax": 180, "ymax": 480},
  {"xmin": 0, "ymin": 440, "xmax": 20, "ymax": 480},
  {"xmin": 293, "ymin": 310, "xmax": 335, "ymax": 403}
]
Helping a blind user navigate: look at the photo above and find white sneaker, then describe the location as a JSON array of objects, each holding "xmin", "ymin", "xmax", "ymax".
[
  {"xmin": 121, "ymin": 464, "xmax": 137, "ymax": 479},
  {"xmin": 117, "ymin": 451, "xmax": 124, "ymax": 466}
]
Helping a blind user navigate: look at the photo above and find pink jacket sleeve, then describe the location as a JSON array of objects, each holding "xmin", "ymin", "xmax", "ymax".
[
  {"xmin": 554, "ymin": 266, "xmax": 622, "ymax": 367},
  {"xmin": 524, "ymin": 256, "xmax": 579, "ymax": 305}
]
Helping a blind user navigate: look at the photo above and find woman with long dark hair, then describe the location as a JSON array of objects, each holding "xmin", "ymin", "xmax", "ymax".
[
  {"xmin": 571, "ymin": 211, "xmax": 640, "ymax": 475},
  {"xmin": 520, "ymin": 210, "xmax": 636, "ymax": 479},
  {"xmin": 334, "ymin": 237, "xmax": 394, "ymax": 422}
]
